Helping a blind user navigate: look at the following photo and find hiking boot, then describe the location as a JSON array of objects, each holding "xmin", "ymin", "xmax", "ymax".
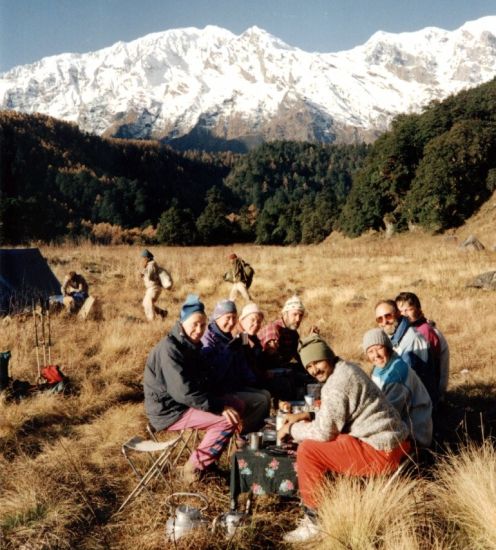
[
  {"xmin": 283, "ymin": 514, "xmax": 320, "ymax": 543},
  {"xmin": 182, "ymin": 461, "xmax": 200, "ymax": 485}
]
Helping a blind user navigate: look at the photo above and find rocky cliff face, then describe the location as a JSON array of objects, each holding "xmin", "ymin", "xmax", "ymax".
[{"xmin": 1, "ymin": 17, "xmax": 495, "ymax": 150}]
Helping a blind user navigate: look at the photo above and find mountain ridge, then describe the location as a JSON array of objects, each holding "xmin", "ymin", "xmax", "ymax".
[{"xmin": 1, "ymin": 17, "xmax": 496, "ymax": 151}]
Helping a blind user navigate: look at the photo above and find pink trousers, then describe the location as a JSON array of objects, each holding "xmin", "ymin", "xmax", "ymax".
[{"xmin": 167, "ymin": 408, "xmax": 236, "ymax": 470}]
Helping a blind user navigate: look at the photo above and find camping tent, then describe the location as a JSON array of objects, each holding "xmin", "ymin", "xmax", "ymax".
[{"xmin": 0, "ymin": 248, "xmax": 61, "ymax": 315}]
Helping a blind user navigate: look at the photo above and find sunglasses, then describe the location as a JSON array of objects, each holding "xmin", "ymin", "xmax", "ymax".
[{"xmin": 376, "ymin": 312, "xmax": 395, "ymax": 324}]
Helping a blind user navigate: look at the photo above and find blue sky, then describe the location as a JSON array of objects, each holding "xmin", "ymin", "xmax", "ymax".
[{"xmin": 0, "ymin": 0, "xmax": 494, "ymax": 72}]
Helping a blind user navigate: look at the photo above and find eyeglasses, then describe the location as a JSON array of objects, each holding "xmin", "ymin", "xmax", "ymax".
[{"xmin": 376, "ymin": 312, "xmax": 395, "ymax": 324}]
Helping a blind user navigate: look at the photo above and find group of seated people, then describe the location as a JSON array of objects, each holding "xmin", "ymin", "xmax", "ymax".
[{"xmin": 143, "ymin": 290, "xmax": 448, "ymax": 543}]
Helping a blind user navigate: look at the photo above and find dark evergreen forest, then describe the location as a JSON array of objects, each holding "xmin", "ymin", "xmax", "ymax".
[{"xmin": 1, "ymin": 77, "xmax": 495, "ymax": 245}]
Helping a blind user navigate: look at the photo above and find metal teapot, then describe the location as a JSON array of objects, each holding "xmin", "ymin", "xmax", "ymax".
[
  {"xmin": 212, "ymin": 492, "xmax": 252, "ymax": 538},
  {"xmin": 165, "ymin": 492, "xmax": 209, "ymax": 541}
]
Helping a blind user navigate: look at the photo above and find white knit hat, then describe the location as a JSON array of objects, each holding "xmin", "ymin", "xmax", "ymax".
[
  {"xmin": 239, "ymin": 302, "xmax": 263, "ymax": 320},
  {"xmin": 282, "ymin": 295, "xmax": 305, "ymax": 313},
  {"xmin": 362, "ymin": 328, "xmax": 392, "ymax": 352}
]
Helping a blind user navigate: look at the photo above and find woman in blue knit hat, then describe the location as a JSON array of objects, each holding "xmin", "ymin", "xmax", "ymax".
[{"xmin": 143, "ymin": 294, "xmax": 241, "ymax": 483}]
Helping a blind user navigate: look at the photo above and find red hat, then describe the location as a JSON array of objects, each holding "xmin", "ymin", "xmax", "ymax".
[{"xmin": 228, "ymin": 253, "xmax": 237, "ymax": 260}]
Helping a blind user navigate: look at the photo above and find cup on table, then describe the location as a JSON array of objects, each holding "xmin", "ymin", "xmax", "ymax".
[
  {"xmin": 304, "ymin": 395, "xmax": 315, "ymax": 409},
  {"xmin": 306, "ymin": 383, "xmax": 322, "ymax": 400},
  {"xmin": 249, "ymin": 432, "xmax": 263, "ymax": 451}
]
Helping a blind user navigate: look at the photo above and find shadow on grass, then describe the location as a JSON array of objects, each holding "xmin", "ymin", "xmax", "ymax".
[{"xmin": 435, "ymin": 382, "xmax": 496, "ymax": 450}]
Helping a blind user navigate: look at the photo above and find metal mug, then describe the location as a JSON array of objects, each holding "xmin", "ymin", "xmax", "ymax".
[
  {"xmin": 249, "ymin": 432, "xmax": 262, "ymax": 451},
  {"xmin": 304, "ymin": 395, "xmax": 315, "ymax": 408}
]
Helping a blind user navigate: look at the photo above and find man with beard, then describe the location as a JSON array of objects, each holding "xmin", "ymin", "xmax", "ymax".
[
  {"xmin": 258, "ymin": 295, "xmax": 317, "ymax": 399},
  {"xmin": 375, "ymin": 299, "xmax": 437, "ymax": 405}
]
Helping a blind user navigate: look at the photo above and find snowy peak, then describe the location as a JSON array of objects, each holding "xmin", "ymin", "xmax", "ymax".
[{"xmin": 1, "ymin": 17, "xmax": 496, "ymax": 150}]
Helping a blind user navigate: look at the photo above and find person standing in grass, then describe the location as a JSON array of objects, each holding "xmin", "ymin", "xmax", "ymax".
[
  {"xmin": 363, "ymin": 327, "xmax": 432, "ymax": 449},
  {"xmin": 143, "ymin": 294, "xmax": 241, "ymax": 484},
  {"xmin": 223, "ymin": 253, "xmax": 254, "ymax": 302},
  {"xmin": 140, "ymin": 249, "xmax": 167, "ymax": 321},
  {"xmin": 278, "ymin": 335, "xmax": 410, "ymax": 543}
]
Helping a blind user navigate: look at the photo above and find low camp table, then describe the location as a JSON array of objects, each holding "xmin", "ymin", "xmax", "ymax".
[{"xmin": 230, "ymin": 447, "xmax": 298, "ymax": 501}]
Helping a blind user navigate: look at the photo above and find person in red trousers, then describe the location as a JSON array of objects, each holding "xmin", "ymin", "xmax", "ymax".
[{"xmin": 278, "ymin": 335, "xmax": 410, "ymax": 543}]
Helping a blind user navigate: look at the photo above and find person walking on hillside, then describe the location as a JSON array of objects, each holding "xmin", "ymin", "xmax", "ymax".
[
  {"xmin": 61, "ymin": 271, "xmax": 89, "ymax": 313},
  {"xmin": 140, "ymin": 249, "xmax": 170, "ymax": 321},
  {"xmin": 223, "ymin": 253, "xmax": 254, "ymax": 302}
]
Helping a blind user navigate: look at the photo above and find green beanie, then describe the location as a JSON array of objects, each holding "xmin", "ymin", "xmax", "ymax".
[{"xmin": 299, "ymin": 335, "xmax": 336, "ymax": 368}]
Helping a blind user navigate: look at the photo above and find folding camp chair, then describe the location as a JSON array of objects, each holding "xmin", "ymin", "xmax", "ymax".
[
  {"xmin": 118, "ymin": 434, "xmax": 183, "ymax": 513},
  {"xmin": 146, "ymin": 423, "xmax": 199, "ymax": 467}
]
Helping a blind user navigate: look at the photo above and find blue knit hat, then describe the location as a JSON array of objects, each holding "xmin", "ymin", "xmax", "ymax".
[
  {"xmin": 141, "ymin": 249, "xmax": 153, "ymax": 259},
  {"xmin": 211, "ymin": 299, "xmax": 237, "ymax": 321},
  {"xmin": 180, "ymin": 294, "xmax": 205, "ymax": 322}
]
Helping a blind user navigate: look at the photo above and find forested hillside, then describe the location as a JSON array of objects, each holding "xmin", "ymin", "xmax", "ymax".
[
  {"xmin": 0, "ymin": 112, "xmax": 235, "ymax": 244},
  {"xmin": 338, "ymin": 77, "xmax": 496, "ymax": 235},
  {"xmin": 1, "ymin": 77, "xmax": 495, "ymax": 246},
  {"xmin": 0, "ymin": 112, "xmax": 367, "ymax": 245}
]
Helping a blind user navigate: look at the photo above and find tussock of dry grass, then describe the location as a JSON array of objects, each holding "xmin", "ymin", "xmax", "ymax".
[
  {"xmin": 311, "ymin": 475, "xmax": 432, "ymax": 550},
  {"xmin": 433, "ymin": 442, "xmax": 496, "ymax": 549},
  {"xmin": 1, "ymin": 229, "xmax": 495, "ymax": 547}
]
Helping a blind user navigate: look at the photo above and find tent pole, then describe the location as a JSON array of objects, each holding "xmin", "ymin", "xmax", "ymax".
[
  {"xmin": 47, "ymin": 304, "xmax": 52, "ymax": 364},
  {"xmin": 33, "ymin": 304, "xmax": 41, "ymax": 382}
]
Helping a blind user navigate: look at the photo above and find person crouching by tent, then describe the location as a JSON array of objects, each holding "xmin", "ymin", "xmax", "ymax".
[
  {"xmin": 278, "ymin": 335, "xmax": 410, "ymax": 543},
  {"xmin": 140, "ymin": 249, "xmax": 167, "ymax": 321},
  {"xmin": 61, "ymin": 271, "xmax": 89, "ymax": 313},
  {"xmin": 143, "ymin": 294, "xmax": 241, "ymax": 484}
]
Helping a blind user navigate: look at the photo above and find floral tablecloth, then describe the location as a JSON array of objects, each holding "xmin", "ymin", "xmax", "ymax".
[{"xmin": 230, "ymin": 448, "xmax": 298, "ymax": 501}]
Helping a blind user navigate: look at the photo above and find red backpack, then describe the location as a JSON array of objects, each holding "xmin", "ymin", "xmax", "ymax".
[{"xmin": 41, "ymin": 365, "xmax": 65, "ymax": 384}]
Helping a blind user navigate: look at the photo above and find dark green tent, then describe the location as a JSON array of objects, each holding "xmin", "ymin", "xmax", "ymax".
[{"xmin": 0, "ymin": 248, "xmax": 61, "ymax": 315}]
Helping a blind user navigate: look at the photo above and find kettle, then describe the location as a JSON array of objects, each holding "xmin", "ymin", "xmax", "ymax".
[
  {"xmin": 165, "ymin": 492, "xmax": 209, "ymax": 541},
  {"xmin": 212, "ymin": 491, "xmax": 252, "ymax": 538},
  {"xmin": 212, "ymin": 511, "xmax": 245, "ymax": 537}
]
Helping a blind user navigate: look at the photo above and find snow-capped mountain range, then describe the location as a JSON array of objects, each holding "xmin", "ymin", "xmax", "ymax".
[{"xmin": 1, "ymin": 16, "xmax": 496, "ymax": 150}]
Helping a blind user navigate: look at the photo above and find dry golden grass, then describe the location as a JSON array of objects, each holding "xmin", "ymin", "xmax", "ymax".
[
  {"xmin": 432, "ymin": 442, "xmax": 496, "ymax": 549},
  {"xmin": 1, "ymin": 226, "xmax": 496, "ymax": 548},
  {"xmin": 311, "ymin": 475, "xmax": 434, "ymax": 550}
]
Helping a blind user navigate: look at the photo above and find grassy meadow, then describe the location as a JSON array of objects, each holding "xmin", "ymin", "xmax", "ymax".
[{"xmin": 1, "ymin": 220, "xmax": 496, "ymax": 548}]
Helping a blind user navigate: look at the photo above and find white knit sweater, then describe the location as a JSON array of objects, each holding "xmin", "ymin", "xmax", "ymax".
[{"xmin": 290, "ymin": 360, "xmax": 409, "ymax": 451}]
